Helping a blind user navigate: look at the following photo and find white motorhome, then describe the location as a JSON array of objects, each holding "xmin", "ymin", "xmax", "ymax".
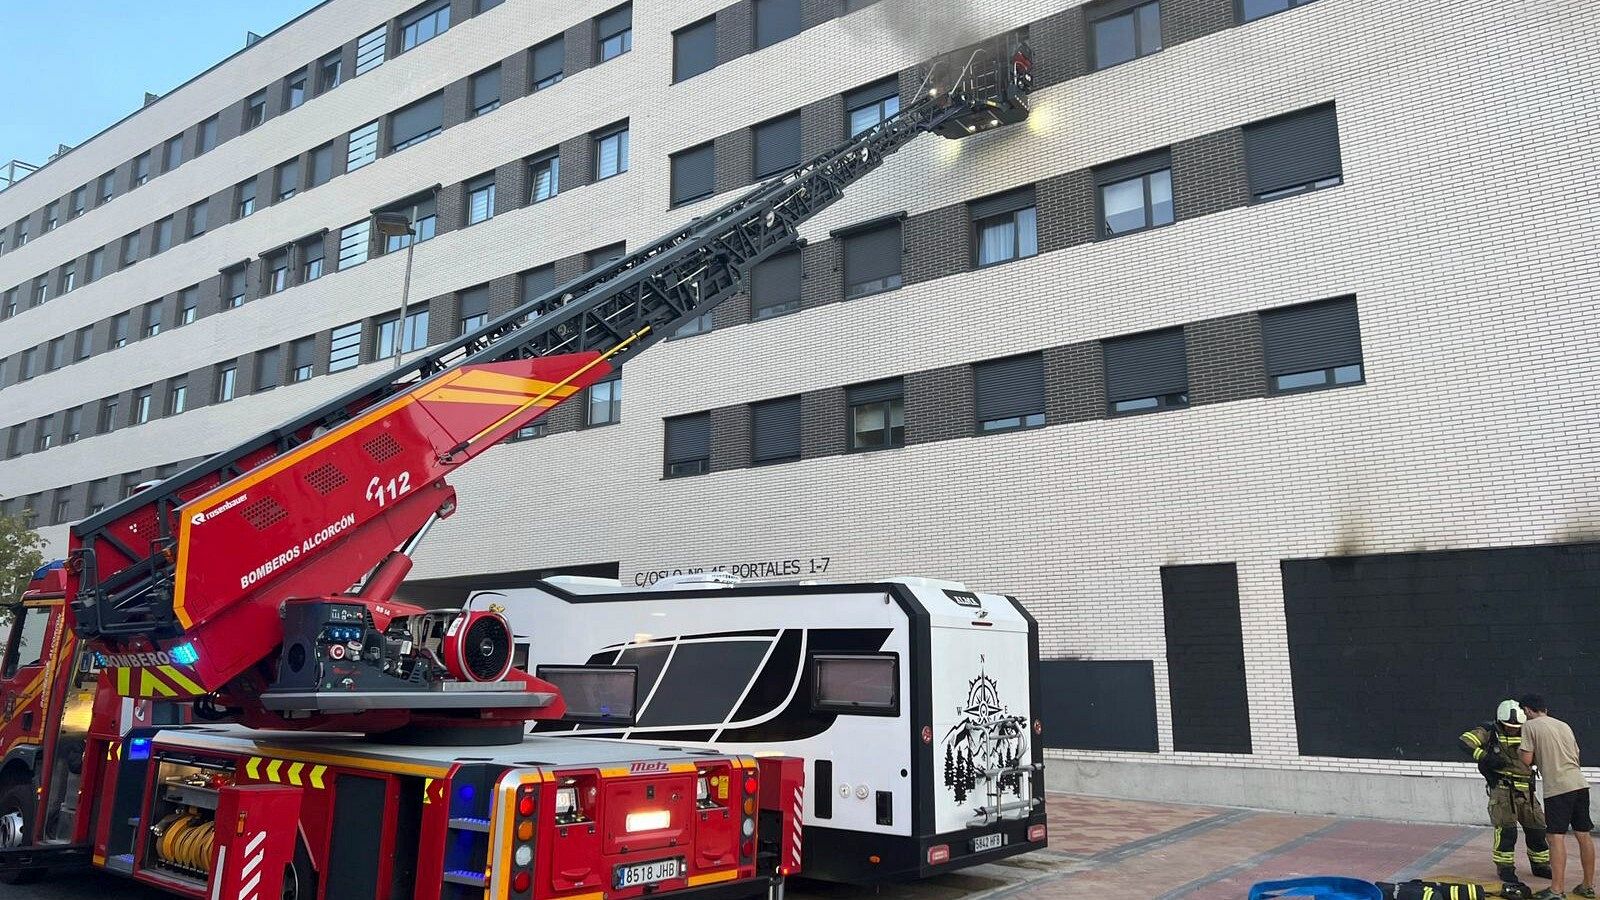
[{"xmin": 475, "ymin": 574, "xmax": 1046, "ymax": 883}]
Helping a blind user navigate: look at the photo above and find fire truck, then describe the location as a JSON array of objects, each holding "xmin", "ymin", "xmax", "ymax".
[{"xmin": 0, "ymin": 32, "xmax": 1035, "ymax": 899}]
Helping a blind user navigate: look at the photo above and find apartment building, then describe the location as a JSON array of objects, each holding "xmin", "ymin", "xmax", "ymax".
[{"xmin": 1, "ymin": 0, "xmax": 1596, "ymax": 821}]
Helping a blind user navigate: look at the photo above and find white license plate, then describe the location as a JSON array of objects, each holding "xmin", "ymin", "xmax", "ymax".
[
  {"xmin": 614, "ymin": 858, "xmax": 683, "ymax": 889},
  {"xmin": 971, "ymin": 833, "xmax": 1007, "ymax": 853}
]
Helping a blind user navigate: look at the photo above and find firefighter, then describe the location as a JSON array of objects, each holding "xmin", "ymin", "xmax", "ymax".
[{"xmin": 1461, "ymin": 700, "xmax": 1552, "ymax": 886}]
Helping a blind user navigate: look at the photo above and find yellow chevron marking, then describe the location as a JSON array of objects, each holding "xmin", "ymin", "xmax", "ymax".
[
  {"xmin": 423, "ymin": 777, "xmax": 434, "ymax": 804},
  {"xmin": 309, "ymin": 765, "xmax": 327, "ymax": 790},
  {"xmin": 287, "ymin": 762, "xmax": 305, "ymax": 787},
  {"xmin": 159, "ymin": 666, "xmax": 205, "ymax": 695},
  {"xmin": 245, "ymin": 758, "xmax": 261, "ymax": 780},
  {"xmin": 421, "ymin": 387, "xmax": 562, "ymax": 407},
  {"xmin": 139, "ymin": 669, "xmax": 177, "ymax": 698},
  {"xmin": 115, "ymin": 668, "xmax": 131, "ymax": 695},
  {"xmin": 449, "ymin": 370, "xmax": 581, "ymax": 398},
  {"xmin": 266, "ymin": 759, "xmax": 283, "ymax": 783}
]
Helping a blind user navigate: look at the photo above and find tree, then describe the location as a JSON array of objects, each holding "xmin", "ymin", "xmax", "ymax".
[{"xmin": 0, "ymin": 504, "xmax": 48, "ymax": 608}]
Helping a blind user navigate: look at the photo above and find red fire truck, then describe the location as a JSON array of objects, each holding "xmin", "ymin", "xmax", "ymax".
[{"xmin": 0, "ymin": 33, "xmax": 1035, "ymax": 899}]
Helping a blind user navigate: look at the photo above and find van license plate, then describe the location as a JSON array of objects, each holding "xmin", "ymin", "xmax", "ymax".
[
  {"xmin": 614, "ymin": 858, "xmax": 683, "ymax": 889},
  {"xmin": 971, "ymin": 833, "xmax": 1006, "ymax": 853}
]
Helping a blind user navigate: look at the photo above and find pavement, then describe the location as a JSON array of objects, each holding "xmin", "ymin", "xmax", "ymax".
[{"xmin": 6, "ymin": 792, "xmax": 1582, "ymax": 898}]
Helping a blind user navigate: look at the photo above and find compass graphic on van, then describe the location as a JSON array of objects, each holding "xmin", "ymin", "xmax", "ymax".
[{"xmin": 942, "ymin": 668, "xmax": 1028, "ymax": 805}]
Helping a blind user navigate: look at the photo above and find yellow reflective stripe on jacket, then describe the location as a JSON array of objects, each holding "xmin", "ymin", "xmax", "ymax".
[{"xmin": 1462, "ymin": 731, "xmax": 1482, "ymax": 746}]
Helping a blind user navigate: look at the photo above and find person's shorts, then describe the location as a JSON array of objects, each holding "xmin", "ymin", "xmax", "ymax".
[{"xmin": 1544, "ymin": 788, "xmax": 1593, "ymax": 834}]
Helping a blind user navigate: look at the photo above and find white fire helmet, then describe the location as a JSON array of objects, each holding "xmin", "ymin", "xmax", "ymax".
[{"xmin": 1498, "ymin": 699, "xmax": 1525, "ymax": 726}]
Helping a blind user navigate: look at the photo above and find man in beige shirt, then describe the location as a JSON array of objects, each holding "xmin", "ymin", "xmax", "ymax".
[{"xmin": 1520, "ymin": 694, "xmax": 1594, "ymax": 899}]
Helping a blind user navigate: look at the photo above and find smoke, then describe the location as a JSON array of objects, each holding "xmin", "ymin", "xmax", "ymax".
[{"xmin": 847, "ymin": 0, "xmax": 1013, "ymax": 63}]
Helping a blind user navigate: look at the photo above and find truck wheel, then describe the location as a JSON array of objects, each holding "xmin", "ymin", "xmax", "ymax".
[{"xmin": 0, "ymin": 782, "xmax": 43, "ymax": 884}]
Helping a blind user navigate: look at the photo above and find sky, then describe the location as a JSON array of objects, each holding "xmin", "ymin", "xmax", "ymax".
[{"xmin": 0, "ymin": 1, "xmax": 317, "ymax": 169}]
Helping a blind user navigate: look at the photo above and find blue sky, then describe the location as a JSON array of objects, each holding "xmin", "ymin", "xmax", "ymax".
[{"xmin": 0, "ymin": 1, "xmax": 316, "ymax": 169}]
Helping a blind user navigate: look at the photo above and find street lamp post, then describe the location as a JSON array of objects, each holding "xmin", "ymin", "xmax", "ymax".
[{"xmin": 372, "ymin": 212, "xmax": 417, "ymax": 369}]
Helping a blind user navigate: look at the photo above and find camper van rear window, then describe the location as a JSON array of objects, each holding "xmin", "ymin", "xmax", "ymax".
[
  {"xmin": 537, "ymin": 664, "xmax": 639, "ymax": 725},
  {"xmin": 812, "ymin": 654, "xmax": 899, "ymax": 715}
]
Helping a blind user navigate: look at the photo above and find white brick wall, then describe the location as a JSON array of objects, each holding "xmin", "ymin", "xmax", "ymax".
[{"xmin": 4, "ymin": 0, "xmax": 1599, "ymax": 796}]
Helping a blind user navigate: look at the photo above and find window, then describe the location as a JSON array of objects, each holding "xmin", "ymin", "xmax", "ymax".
[
  {"xmin": 13, "ymin": 350, "xmax": 31, "ymax": 381},
  {"xmin": 245, "ymin": 92, "xmax": 267, "ymax": 131},
  {"xmin": 751, "ymin": 249, "xmax": 801, "ymax": 319},
  {"xmin": 1242, "ymin": 0, "xmax": 1317, "ymax": 22},
  {"xmin": 70, "ymin": 186, "xmax": 87, "ymax": 218},
  {"xmin": 1092, "ymin": 0, "xmax": 1161, "ymax": 70},
  {"xmin": 291, "ymin": 338, "xmax": 315, "ymax": 382},
  {"xmin": 164, "ymin": 134, "xmax": 184, "ymax": 172},
  {"xmin": 265, "ymin": 250, "xmax": 289, "ymax": 294},
  {"xmin": 153, "ymin": 216, "xmax": 173, "ymax": 254},
  {"xmin": 2, "ymin": 606, "xmax": 52, "ymax": 677},
  {"xmin": 1261, "ymin": 296, "xmax": 1363, "ymax": 393},
  {"xmin": 198, "ymin": 116, "xmax": 218, "ymax": 153},
  {"xmin": 13, "ymin": 221, "xmax": 26, "ymax": 246},
  {"xmin": 329, "ymin": 322, "xmax": 362, "ymax": 372},
  {"xmin": 64, "ymin": 407, "xmax": 81, "ymax": 443},
  {"xmin": 512, "ymin": 420, "xmax": 547, "ymax": 442},
  {"xmin": 347, "ymin": 120, "xmax": 380, "ymax": 171},
  {"xmin": 1096, "ymin": 150, "xmax": 1173, "ymax": 236},
  {"xmin": 974, "ymin": 353, "xmax": 1045, "ymax": 432},
  {"xmin": 846, "ymin": 77, "xmax": 900, "ymax": 136},
  {"xmin": 338, "ymin": 220, "xmax": 371, "ymax": 270},
  {"xmin": 1104, "ymin": 327, "xmax": 1189, "ymax": 413},
  {"xmin": 670, "ymin": 143, "xmax": 714, "ymax": 206},
  {"xmin": 471, "ymin": 66, "xmax": 501, "ymax": 117},
  {"xmin": 215, "ymin": 364, "xmax": 237, "ymax": 401},
  {"xmin": 466, "ymin": 174, "xmax": 496, "ymax": 225},
  {"xmin": 47, "ymin": 337, "xmax": 65, "ymax": 370},
  {"xmin": 120, "ymin": 229, "xmax": 140, "ymax": 264},
  {"xmin": 528, "ymin": 150, "xmax": 560, "ymax": 203},
  {"xmin": 812, "ymin": 654, "xmax": 898, "ymax": 714},
  {"xmin": 36, "ymin": 416, "xmax": 55, "ymax": 451},
  {"xmin": 663, "ymin": 413, "xmax": 711, "ymax": 477},
  {"xmin": 52, "ymin": 492, "xmax": 70, "ymax": 525},
  {"xmin": 97, "ymin": 397, "xmax": 119, "ymax": 434},
  {"xmin": 133, "ymin": 152, "xmax": 150, "ymax": 186},
  {"xmin": 594, "ymin": 124, "xmax": 630, "ymax": 180},
  {"xmin": 44, "ymin": 202, "xmax": 59, "ymax": 231},
  {"xmin": 1244, "ymin": 103, "xmax": 1342, "ymax": 201},
  {"xmin": 390, "ymin": 92, "xmax": 444, "ymax": 151},
  {"xmin": 255, "ymin": 348, "xmax": 281, "ymax": 392},
  {"xmin": 588, "ymin": 242, "xmax": 626, "ymax": 269},
  {"xmin": 751, "ymin": 395, "xmax": 801, "ymax": 465},
  {"xmin": 188, "ymin": 199, "xmax": 209, "ymax": 238},
  {"xmin": 98, "ymin": 171, "xmax": 115, "ymax": 204},
  {"xmin": 377, "ymin": 307, "xmax": 429, "ymax": 357},
  {"xmin": 286, "ymin": 70, "xmax": 308, "ymax": 110},
  {"xmin": 277, "ymin": 158, "xmax": 300, "ymax": 200},
  {"xmin": 971, "ymin": 186, "xmax": 1038, "ymax": 267},
  {"xmin": 587, "ymin": 377, "xmax": 621, "ymax": 426},
  {"xmin": 318, "ymin": 51, "xmax": 343, "ymax": 93},
  {"xmin": 5, "ymin": 425, "xmax": 22, "ymax": 457},
  {"xmin": 1, "ymin": 289, "xmax": 14, "ymax": 319},
  {"xmin": 848, "ymin": 379, "xmax": 904, "ymax": 451},
  {"xmin": 33, "ymin": 275, "xmax": 49, "ymax": 307},
  {"xmin": 61, "ymin": 264, "xmax": 77, "ymax": 293},
  {"xmin": 355, "ymin": 24, "xmax": 387, "ymax": 75},
  {"xmin": 87, "ymin": 249, "xmax": 105, "ymax": 282},
  {"xmin": 178, "ymin": 288, "xmax": 198, "ymax": 326},
  {"xmin": 309, "ymin": 143, "xmax": 335, "ymax": 188},
  {"xmin": 401, "ymin": 1, "xmax": 451, "ymax": 51},
  {"xmin": 521, "ymin": 264, "xmax": 556, "ymax": 304},
  {"xmin": 458, "ymin": 285, "xmax": 489, "ymax": 334},
  {"xmin": 841, "ymin": 219, "xmax": 902, "ymax": 298},
  {"xmin": 134, "ymin": 388, "xmax": 153, "ymax": 424},
  {"xmin": 673, "ymin": 313, "xmax": 712, "ymax": 338},
  {"xmin": 301, "ymin": 236, "xmax": 325, "ymax": 282},
  {"xmin": 754, "ymin": 0, "xmax": 802, "ymax": 49},
  {"xmin": 753, "ymin": 112, "xmax": 801, "ymax": 178},
  {"xmin": 111, "ymin": 312, "xmax": 130, "ymax": 348},
  {"xmin": 531, "ymin": 35, "xmax": 564, "ymax": 89},
  {"xmin": 168, "ymin": 380, "xmax": 188, "ymax": 415},
  {"xmin": 673, "ymin": 17, "xmax": 717, "ymax": 82},
  {"xmin": 379, "ymin": 195, "xmax": 437, "ymax": 253},
  {"xmin": 86, "ymin": 480, "xmax": 107, "ymax": 515},
  {"xmin": 76, "ymin": 327, "xmax": 93, "ymax": 360},
  {"xmin": 596, "ymin": 4, "xmax": 632, "ymax": 62},
  {"xmin": 144, "ymin": 300, "xmax": 162, "ymax": 337},
  {"xmin": 224, "ymin": 267, "xmax": 247, "ymax": 308},
  {"xmin": 236, "ymin": 178, "xmax": 257, "ymax": 218}
]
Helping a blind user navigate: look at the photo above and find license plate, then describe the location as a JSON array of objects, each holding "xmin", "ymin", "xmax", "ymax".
[
  {"xmin": 971, "ymin": 833, "xmax": 1007, "ymax": 853},
  {"xmin": 614, "ymin": 858, "xmax": 683, "ymax": 889}
]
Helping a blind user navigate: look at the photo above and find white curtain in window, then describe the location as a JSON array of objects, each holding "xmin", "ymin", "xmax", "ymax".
[
  {"xmin": 1016, "ymin": 207, "xmax": 1038, "ymax": 257},
  {"xmin": 1149, "ymin": 170, "xmax": 1174, "ymax": 226},
  {"xmin": 1102, "ymin": 178, "xmax": 1147, "ymax": 233},
  {"xmin": 979, "ymin": 219, "xmax": 1015, "ymax": 266}
]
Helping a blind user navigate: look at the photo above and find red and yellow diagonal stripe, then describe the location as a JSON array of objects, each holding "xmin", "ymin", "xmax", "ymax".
[
  {"xmin": 111, "ymin": 665, "xmax": 206, "ymax": 699},
  {"xmin": 416, "ymin": 369, "xmax": 583, "ymax": 408}
]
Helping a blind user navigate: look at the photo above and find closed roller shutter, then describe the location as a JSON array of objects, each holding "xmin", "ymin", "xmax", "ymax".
[
  {"xmin": 1261, "ymin": 296, "xmax": 1361, "ymax": 375},
  {"xmin": 974, "ymin": 353, "xmax": 1045, "ymax": 422},
  {"xmin": 674, "ymin": 17, "xmax": 716, "ymax": 82},
  {"xmin": 969, "ymin": 185, "xmax": 1036, "ymax": 221},
  {"xmin": 751, "ymin": 396, "xmax": 801, "ymax": 463},
  {"xmin": 1244, "ymin": 103, "xmax": 1342, "ymax": 196},
  {"xmin": 664, "ymin": 413, "xmax": 710, "ymax": 467},
  {"xmin": 847, "ymin": 378, "xmax": 901, "ymax": 405},
  {"xmin": 671, "ymin": 144, "xmax": 715, "ymax": 205},
  {"xmin": 751, "ymin": 249, "xmax": 801, "ymax": 317},
  {"xmin": 1104, "ymin": 327, "xmax": 1187, "ymax": 402},
  {"xmin": 841, "ymin": 222, "xmax": 901, "ymax": 292},
  {"xmin": 753, "ymin": 113, "xmax": 801, "ymax": 177}
]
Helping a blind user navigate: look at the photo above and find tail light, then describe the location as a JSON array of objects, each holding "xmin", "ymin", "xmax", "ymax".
[
  {"xmin": 740, "ymin": 764, "xmax": 758, "ymax": 861},
  {"xmin": 928, "ymin": 844, "xmax": 950, "ymax": 865},
  {"xmin": 1028, "ymin": 824, "xmax": 1046, "ymax": 843}
]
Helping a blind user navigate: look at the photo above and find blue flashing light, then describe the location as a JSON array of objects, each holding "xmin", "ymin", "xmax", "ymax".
[
  {"xmin": 129, "ymin": 738, "xmax": 152, "ymax": 761},
  {"xmin": 170, "ymin": 642, "xmax": 200, "ymax": 665},
  {"xmin": 456, "ymin": 784, "xmax": 475, "ymax": 805}
]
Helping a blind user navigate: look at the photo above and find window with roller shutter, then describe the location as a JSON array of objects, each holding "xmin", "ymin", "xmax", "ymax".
[
  {"xmin": 671, "ymin": 143, "xmax": 715, "ymax": 206},
  {"xmin": 459, "ymin": 285, "xmax": 490, "ymax": 334},
  {"xmin": 847, "ymin": 379, "xmax": 904, "ymax": 451},
  {"xmin": 596, "ymin": 4, "xmax": 632, "ymax": 61},
  {"xmin": 674, "ymin": 17, "xmax": 717, "ymax": 82},
  {"xmin": 521, "ymin": 265, "xmax": 556, "ymax": 304},
  {"xmin": 472, "ymin": 66, "xmax": 501, "ymax": 117},
  {"xmin": 970, "ymin": 186, "xmax": 1038, "ymax": 267},
  {"xmin": 751, "ymin": 249, "xmax": 801, "ymax": 319},
  {"xmin": 754, "ymin": 0, "xmax": 801, "ymax": 49},
  {"xmin": 531, "ymin": 36, "xmax": 564, "ymax": 89},
  {"xmin": 974, "ymin": 353, "xmax": 1046, "ymax": 432},
  {"xmin": 1104, "ymin": 327, "xmax": 1189, "ymax": 414},
  {"xmin": 1260, "ymin": 296, "xmax": 1363, "ymax": 393},
  {"xmin": 390, "ymin": 92, "xmax": 444, "ymax": 151},
  {"xmin": 664, "ymin": 413, "xmax": 711, "ymax": 477},
  {"xmin": 751, "ymin": 396, "xmax": 801, "ymax": 465},
  {"xmin": 1244, "ymin": 103, "xmax": 1342, "ymax": 201},
  {"xmin": 840, "ymin": 220, "xmax": 902, "ymax": 299},
  {"xmin": 753, "ymin": 113, "xmax": 801, "ymax": 178}
]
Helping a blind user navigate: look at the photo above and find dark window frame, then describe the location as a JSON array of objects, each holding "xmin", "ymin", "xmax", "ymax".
[
  {"xmin": 594, "ymin": 123, "xmax": 630, "ymax": 180},
  {"xmin": 1095, "ymin": 151, "xmax": 1174, "ymax": 238},
  {"xmin": 596, "ymin": 3, "xmax": 633, "ymax": 61},
  {"xmin": 400, "ymin": 0, "xmax": 452, "ymax": 51},
  {"xmin": 673, "ymin": 16, "xmax": 717, "ymax": 83},
  {"xmin": 810, "ymin": 653, "xmax": 900, "ymax": 716},
  {"xmin": 847, "ymin": 379, "xmax": 905, "ymax": 452},
  {"xmin": 663, "ymin": 412, "xmax": 712, "ymax": 478},
  {"xmin": 1103, "ymin": 327, "xmax": 1190, "ymax": 415},
  {"xmin": 670, "ymin": 142, "xmax": 715, "ymax": 207},
  {"xmin": 1090, "ymin": 0, "xmax": 1163, "ymax": 71},
  {"xmin": 1261, "ymin": 296, "xmax": 1365, "ymax": 395},
  {"xmin": 528, "ymin": 150, "xmax": 560, "ymax": 203},
  {"xmin": 1238, "ymin": 0, "xmax": 1318, "ymax": 24}
]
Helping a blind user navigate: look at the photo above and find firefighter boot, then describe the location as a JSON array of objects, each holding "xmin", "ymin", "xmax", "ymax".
[{"xmin": 1531, "ymin": 864, "xmax": 1553, "ymax": 880}]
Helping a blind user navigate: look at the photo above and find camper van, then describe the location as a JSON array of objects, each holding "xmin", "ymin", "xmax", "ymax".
[{"xmin": 478, "ymin": 575, "xmax": 1047, "ymax": 883}]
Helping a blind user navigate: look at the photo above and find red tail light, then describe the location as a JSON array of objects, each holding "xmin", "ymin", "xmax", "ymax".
[
  {"xmin": 518, "ymin": 793, "xmax": 535, "ymax": 817},
  {"xmin": 928, "ymin": 844, "xmax": 950, "ymax": 865},
  {"xmin": 1028, "ymin": 824, "xmax": 1046, "ymax": 842},
  {"xmin": 513, "ymin": 871, "xmax": 531, "ymax": 892},
  {"xmin": 743, "ymin": 775, "xmax": 758, "ymax": 795}
]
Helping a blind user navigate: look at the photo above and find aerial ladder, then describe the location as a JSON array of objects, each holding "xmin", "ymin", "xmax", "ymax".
[{"xmin": 1, "ymin": 29, "xmax": 1033, "ymax": 898}]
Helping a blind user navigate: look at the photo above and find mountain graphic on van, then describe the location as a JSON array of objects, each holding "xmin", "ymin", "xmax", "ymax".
[{"xmin": 943, "ymin": 669, "xmax": 1028, "ymax": 805}]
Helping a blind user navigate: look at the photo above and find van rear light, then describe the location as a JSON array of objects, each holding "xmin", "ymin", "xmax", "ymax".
[
  {"xmin": 1028, "ymin": 824, "xmax": 1046, "ymax": 842},
  {"xmin": 513, "ymin": 871, "xmax": 531, "ymax": 893},
  {"xmin": 928, "ymin": 844, "xmax": 950, "ymax": 865},
  {"xmin": 626, "ymin": 810, "xmax": 671, "ymax": 832},
  {"xmin": 743, "ymin": 775, "xmax": 758, "ymax": 795}
]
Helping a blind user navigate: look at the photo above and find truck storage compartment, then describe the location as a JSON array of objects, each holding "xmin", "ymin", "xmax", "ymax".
[{"xmin": 140, "ymin": 753, "xmax": 235, "ymax": 887}]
